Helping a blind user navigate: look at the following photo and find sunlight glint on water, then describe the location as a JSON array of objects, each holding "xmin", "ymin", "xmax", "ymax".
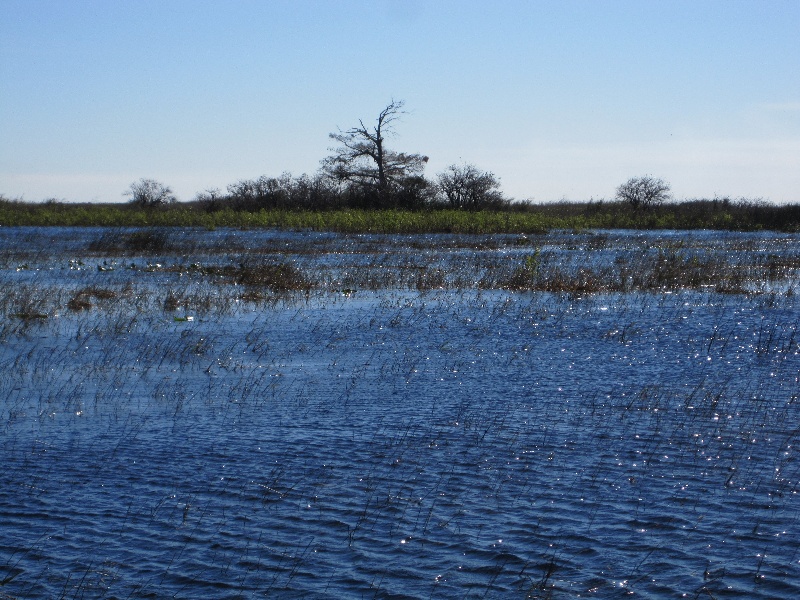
[{"xmin": 0, "ymin": 227, "xmax": 799, "ymax": 598}]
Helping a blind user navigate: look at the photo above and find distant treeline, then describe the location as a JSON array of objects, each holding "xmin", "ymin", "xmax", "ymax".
[
  {"xmin": 2, "ymin": 194, "xmax": 799, "ymax": 233},
  {"xmin": 5, "ymin": 99, "xmax": 798, "ymax": 232}
]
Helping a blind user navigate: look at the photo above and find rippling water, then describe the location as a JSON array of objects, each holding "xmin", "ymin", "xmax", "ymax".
[{"xmin": 1, "ymin": 228, "xmax": 799, "ymax": 598}]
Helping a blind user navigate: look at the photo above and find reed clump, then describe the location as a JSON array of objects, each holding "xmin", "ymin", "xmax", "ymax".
[
  {"xmin": 499, "ymin": 248, "xmax": 788, "ymax": 294},
  {"xmin": 88, "ymin": 229, "xmax": 172, "ymax": 254},
  {"xmin": 67, "ymin": 287, "xmax": 118, "ymax": 311},
  {"xmin": 189, "ymin": 262, "xmax": 309, "ymax": 293},
  {"xmin": 3, "ymin": 196, "xmax": 800, "ymax": 231},
  {"xmin": 3, "ymin": 286, "xmax": 51, "ymax": 323}
]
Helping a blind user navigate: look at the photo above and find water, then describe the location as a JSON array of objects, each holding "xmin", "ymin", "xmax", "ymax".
[{"xmin": 1, "ymin": 228, "xmax": 799, "ymax": 598}]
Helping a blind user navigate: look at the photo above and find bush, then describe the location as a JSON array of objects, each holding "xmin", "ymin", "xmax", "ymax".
[{"xmin": 436, "ymin": 164, "xmax": 508, "ymax": 210}]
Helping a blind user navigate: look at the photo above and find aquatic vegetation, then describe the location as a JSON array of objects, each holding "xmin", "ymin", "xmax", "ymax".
[
  {"xmin": 88, "ymin": 228, "xmax": 172, "ymax": 254},
  {"xmin": 67, "ymin": 287, "xmax": 117, "ymax": 311},
  {"xmin": 1, "ymin": 227, "xmax": 799, "ymax": 598}
]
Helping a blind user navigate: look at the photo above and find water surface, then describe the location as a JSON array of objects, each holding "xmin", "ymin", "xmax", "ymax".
[{"xmin": 1, "ymin": 228, "xmax": 799, "ymax": 598}]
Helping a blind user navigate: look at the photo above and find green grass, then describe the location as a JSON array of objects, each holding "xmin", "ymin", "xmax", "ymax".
[{"xmin": 2, "ymin": 197, "xmax": 799, "ymax": 232}]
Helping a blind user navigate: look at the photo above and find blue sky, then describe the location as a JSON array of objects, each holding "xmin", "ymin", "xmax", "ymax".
[{"xmin": 1, "ymin": 0, "xmax": 799, "ymax": 203}]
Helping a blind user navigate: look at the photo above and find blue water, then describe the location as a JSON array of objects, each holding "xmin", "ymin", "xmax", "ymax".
[{"xmin": 1, "ymin": 228, "xmax": 800, "ymax": 598}]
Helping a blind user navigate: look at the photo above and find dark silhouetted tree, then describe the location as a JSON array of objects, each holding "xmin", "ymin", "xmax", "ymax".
[
  {"xmin": 321, "ymin": 100, "xmax": 428, "ymax": 207},
  {"xmin": 616, "ymin": 175, "xmax": 671, "ymax": 208},
  {"xmin": 124, "ymin": 179, "xmax": 176, "ymax": 207}
]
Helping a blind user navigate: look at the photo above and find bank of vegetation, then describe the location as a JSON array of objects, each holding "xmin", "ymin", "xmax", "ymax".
[{"xmin": 2, "ymin": 195, "xmax": 799, "ymax": 233}]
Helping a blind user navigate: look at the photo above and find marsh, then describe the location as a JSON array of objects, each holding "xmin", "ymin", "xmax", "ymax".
[{"xmin": 1, "ymin": 227, "xmax": 799, "ymax": 598}]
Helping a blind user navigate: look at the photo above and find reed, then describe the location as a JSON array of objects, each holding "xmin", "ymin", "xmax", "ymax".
[
  {"xmin": 3, "ymin": 196, "xmax": 800, "ymax": 231},
  {"xmin": 1, "ymin": 227, "xmax": 799, "ymax": 597}
]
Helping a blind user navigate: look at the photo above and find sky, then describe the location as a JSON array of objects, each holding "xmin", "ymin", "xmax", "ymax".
[{"xmin": 1, "ymin": 0, "xmax": 799, "ymax": 204}]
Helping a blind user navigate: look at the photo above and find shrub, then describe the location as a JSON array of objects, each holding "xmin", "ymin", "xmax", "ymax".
[{"xmin": 436, "ymin": 164, "xmax": 508, "ymax": 210}]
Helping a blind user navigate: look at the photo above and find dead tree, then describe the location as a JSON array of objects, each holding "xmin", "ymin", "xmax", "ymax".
[{"xmin": 321, "ymin": 100, "xmax": 428, "ymax": 207}]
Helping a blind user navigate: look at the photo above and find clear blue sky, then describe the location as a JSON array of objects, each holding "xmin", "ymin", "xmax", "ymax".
[{"xmin": 1, "ymin": 0, "xmax": 799, "ymax": 203}]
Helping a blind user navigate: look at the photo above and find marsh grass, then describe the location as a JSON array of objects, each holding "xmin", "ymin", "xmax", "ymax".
[
  {"xmin": 67, "ymin": 287, "xmax": 118, "ymax": 311},
  {"xmin": 2, "ymin": 286, "xmax": 800, "ymax": 597},
  {"xmin": 2, "ymin": 228, "xmax": 800, "ymax": 597},
  {"xmin": 4, "ymin": 197, "xmax": 800, "ymax": 231},
  {"xmin": 499, "ymin": 243, "xmax": 800, "ymax": 295},
  {"xmin": 5, "ymin": 228, "xmax": 800, "ymax": 323},
  {"xmin": 88, "ymin": 228, "xmax": 171, "ymax": 254},
  {"xmin": 3, "ymin": 285, "xmax": 51, "ymax": 323},
  {"xmin": 209, "ymin": 261, "xmax": 308, "ymax": 292}
]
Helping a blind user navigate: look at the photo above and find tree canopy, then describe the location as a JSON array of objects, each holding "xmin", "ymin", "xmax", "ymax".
[{"xmin": 616, "ymin": 176, "xmax": 672, "ymax": 209}]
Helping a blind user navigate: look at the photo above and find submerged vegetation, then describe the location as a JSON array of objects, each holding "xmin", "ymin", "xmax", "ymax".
[
  {"xmin": 2, "ymin": 228, "xmax": 798, "ymax": 315},
  {"xmin": 1, "ymin": 227, "xmax": 799, "ymax": 597},
  {"xmin": 5, "ymin": 101, "xmax": 800, "ymax": 596}
]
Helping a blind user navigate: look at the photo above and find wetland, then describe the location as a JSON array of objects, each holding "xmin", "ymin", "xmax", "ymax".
[{"xmin": 1, "ymin": 226, "xmax": 799, "ymax": 598}]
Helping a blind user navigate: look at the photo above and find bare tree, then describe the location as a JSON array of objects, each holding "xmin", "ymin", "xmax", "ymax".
[
  {"xmin": 436, "ymin": 164, "xmax": 507, "ymax": 210},
  {"xmin": 616, "ymin": 175, "xmax": 671, "ymax": 208},
  {"xmin": 321, "ymin": 100, "xmax": 428, "ymax": 206},
  {"xmin": 124, "ymin": 178, "xmax": 176, "ymax": 207}
]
